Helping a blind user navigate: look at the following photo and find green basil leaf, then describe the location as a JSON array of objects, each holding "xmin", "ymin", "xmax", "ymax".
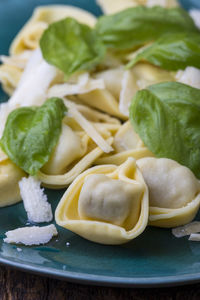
[
  {"xmin": 40, "ymin": 17, "xmax": 106, "ymax": 77},
  {"xmin": 129, "ymin": 82, "xmax": 200, "ymax": 178},
  {"xmin": 0, "ymin": 98, "xmax": 67, "ymax": 176},
  {"xmin": 127, "ymin": 32, "xmax": 200, "ymax": 70},
  {"xmin": 95, "ymin": 6, "xmax": 198, "ymax": 50}
]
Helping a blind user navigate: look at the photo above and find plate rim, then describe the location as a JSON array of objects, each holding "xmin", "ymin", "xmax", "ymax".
[
  {"xmin": 1, "ymin": 0, "xmax": 200, "ymax": 288},
  {"xmin": 1, "ymin": 255, "xmax": 200, "ymax": 288}
]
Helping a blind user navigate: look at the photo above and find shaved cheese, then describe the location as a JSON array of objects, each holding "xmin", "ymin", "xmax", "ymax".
[
  {"xmin": 172, "ymin": 222, "xmax": 200, "ymax": 238},
  {"xmin": 64, "ymin": 99, "xmax": 113, "ymax": 153},
  {"xmin": 0, "ymin": 49, "xmax": 57, "ymax": 138},
  {"xmin": 0, "ymin": 51, "xmax": 32, "ymax": 69},
  {"xmin": 0, "ymin": 102, "xmax": 14, "ymax": 139},
  {"xmin": 48, "ymin": 73, "xmax": 105, "ymax": 98},
  {"xmin": 146, "ymin": 0, "xmax": 167, "ymax": 7},
  {"xmin": 4, "ymin": 224, "xmax": 58, "ymax": 245},
  {"xmin": 190, "ymin": 9, "xmax": 200, "ymax": 29},
  {"xmin": 189, "ymin": 233, "xmax": 200, "ymax": 241},
  {"xmin": 176, "ymin": 67, "xmax": 200, "ymax": 89},
  {"xmin": 19, "ymin": 176, "xmax": 53, "ymax": 223},
  {"xmin": 9, "ymin": 49, "xmax": 57, "ymax": 107},
  {"xmin": 119, "ymin": 70, "xmax": 138, "ymax": 116}
]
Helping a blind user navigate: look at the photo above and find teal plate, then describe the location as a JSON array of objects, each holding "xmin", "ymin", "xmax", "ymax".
[{"xmin": 0, "ymin": 0, "xmax": 200, "ymax": 288}]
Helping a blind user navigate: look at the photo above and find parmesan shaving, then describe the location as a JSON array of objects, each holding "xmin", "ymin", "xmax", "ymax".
[
  {"xmin": 0, "ymin": 49, "xmax": 57, "ymax": 137},
  {"xmin": 4, "ymin": 224, "xmax": 58, "ymax": 245},
  {"xmin": 119, "ymin": 70, "xmax": 138, "ymax": 116},
  {"xmin": 19, "ymin": 176, "xmax": 53, "ymax": 223},
  {"xmin": 176, "ymin": 67, "xmax": 200, "ymax": 89},
  {"xmin": 146, "ymin": 0, "xmax": 167, "ymax": 7},
  {"xmin": 172, "ymin": 221, "xmax": 200, "ymax": 238},
  {"xmin": 48, "ymin": 72, "xmax": 105, "ymax": 98},
  {"xmin": 189, "ymin": 9, "xmax": 200, "ymax": 30},
  {"xmin": 9, "ymin": 49, "xmax": 57, "ymax": 107},
  {"xmin": 189, "ymin": 233, "xmax": 200, "ymax": 242},
  {"xmin": 64, "ymin": 99, "xmax": 113, "ymax": 153}
]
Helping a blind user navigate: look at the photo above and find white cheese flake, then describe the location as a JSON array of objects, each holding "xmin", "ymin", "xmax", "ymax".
[
  {"xmin": 64, "ymin": 99, "xmax": 113, "ymax": 153},
  {"xmin": 189, "ymin": 233, "xmax": 200, "ymax": 242},
  {"xmin": 119, "ymin": 70, "xmax": 138, "ymax": 116},
  {"xmin": 19, "ymin": 176, "xmax": 53, "ymax": 223},
  {"xmin": 176, "ymin": 67, "xmax": 200, "ymax": 89},
  {"xmin": 4, "ymin": 224, "xmax": 58, "ymax": 246},
  {"xmin": 48, "ymin": 72, "xmax": 105, "ymax": 98},
  {"xmin": 189, "ymin": 9, "xmax": 200, "ymax": 30},
  {"xmin": 9, "ymin": 49, "xmax": 57, "ymax": 107},
  {"xmin": 146, "ymin": 0, "xmax": 167, "ymax": 7},
  {"xmin": 172, "ymin": 221, "xmax": 200, "ymax": 238}
]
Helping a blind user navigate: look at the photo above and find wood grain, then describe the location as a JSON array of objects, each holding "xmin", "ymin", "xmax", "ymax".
[{"xmin": 1, "ymin": 265, "xmax": 200, "ymax": 300}]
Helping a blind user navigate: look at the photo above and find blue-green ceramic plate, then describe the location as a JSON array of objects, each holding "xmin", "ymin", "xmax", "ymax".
[{"xmin": 0, "ymin": 0, "xmax": 200, "ymax": 288}]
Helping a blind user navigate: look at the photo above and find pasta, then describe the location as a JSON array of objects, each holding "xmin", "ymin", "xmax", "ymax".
[
  {"xmin": 0, "ymin": 1, "xmax": 200, "ymax": 246},
  {"xmin": 137, "ymin": 158, "xmax": 200, "ymax": 227},
  {"xmin": 55, "ymin": 158, "xmax": 149, "ymax": 244}
]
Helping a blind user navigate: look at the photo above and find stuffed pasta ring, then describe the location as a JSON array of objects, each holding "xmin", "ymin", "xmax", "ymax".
[
  {"xmin": 137, "ymin": 157, "xmax": 200, "ymax": 228},
  {"xmin": 55, "ymin": 157, "xmax": 149, "ymax": 245}
]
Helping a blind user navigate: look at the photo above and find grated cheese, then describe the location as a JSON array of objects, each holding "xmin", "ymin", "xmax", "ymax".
[
  {"xmin": 119, "ymin": 70, "xmax": 138, "ymax": 116},
  {"xmin": 4, "ymin": 224, "xmax": 58, "ymax": 245},
  {"xmin": 189, "ymin": 233, "xmax": 200, "ymax": 241},
  {"xmin": 64, "ymin": 99, "xmax": 113, "ymax": 153},
  {"xmin": 189, "ymin": 9, "xmax": 200, "ymax": 29},
  {"xmin": 172, "ymin": 221, "xmax": 200, "ymax": 238},
  {"xmin": 48, "ymin": 72, "xmax": 105, "ymax": 98},
  {"xmin": 19, "ymin": 176, "xmax": 53, "ymax": 223},
  {"xmin": 176, "ymin": 67, "xmax": 200, "ymax": 89}
]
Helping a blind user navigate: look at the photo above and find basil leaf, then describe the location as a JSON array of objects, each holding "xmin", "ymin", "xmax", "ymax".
[
  {"xmin": 0, "ymin": 98, "xmax": 67, "ymax": 176},
  {"xmin": 129, "ymin": 82, "xmax": 200, "ymax": 178},
  {"xmin": 40, "ymin": 17, "xmax": 106, "ymax": 77},
  {"xmin": 95, "ymin": 6, "xmax": 198, "ymax": 50},
  {"xmin": 127, "ymin": 32, "xmax": 200, "ymax": 70}
]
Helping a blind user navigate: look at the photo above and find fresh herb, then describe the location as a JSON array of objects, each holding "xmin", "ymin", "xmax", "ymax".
[
  {"xmin": 129, "ymin": 82, "xmax": 200, "ymax": 178},
  {"xmin": 127, "ymin": 32, "xmax": 200, "ymax": 70},
  {"xmin": 40, "ymin": 17, "xmax": 106, "ymax": 77},
  {"xmin": 95, "ymin": 6, "xmax": 198, "ymax": 50},
  {"xmin": 0, "ymin": 98, "xmax": 67, "ymax": 175}
]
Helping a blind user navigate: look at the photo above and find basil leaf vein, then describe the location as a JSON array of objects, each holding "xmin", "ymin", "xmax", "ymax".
[
  {"xmin": 96, "ymin": 6, "xmax": 198, "ymax": 50},
  {"xmin": 129, "ymin": 82, "xmax": 200, "ymax": 178},
  {"xmin": 40, "ymin": 17, "xmax": 106, "ymax": 77},
  {"xmin": 127, "ymin": 32, "xmax": 200, "ymax": 70},
  {"xmin": 0, "ymin": 98, "xmax": 67, "ymax": 176}
]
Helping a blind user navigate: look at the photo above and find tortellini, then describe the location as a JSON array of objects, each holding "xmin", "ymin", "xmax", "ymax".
[
  {"xmin": 9, "ymin": 5, "xmax": 97, "ymax": 55},
  {"xmin": 38, "ymin": 107, "xmax": 120, "ymax": 189},
  {"xmin": 95, "ymin": 121, "xmax": 153, "ymax": 165},
  {"xmin": 137, "ymin": 157, "xmax": 200, "ymax": 227},
  {"xmin": 0, "ymin": 158, "xmax": 26, "ymax": 207},
  {"xmin": 55, "ymin": 157, "xmax": 149, "ymax": 245}
]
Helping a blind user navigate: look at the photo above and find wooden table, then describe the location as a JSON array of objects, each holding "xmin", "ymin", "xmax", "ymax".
[{"xmin": 1, "ymin": 265, "xmax": 200, "ymax": 300}]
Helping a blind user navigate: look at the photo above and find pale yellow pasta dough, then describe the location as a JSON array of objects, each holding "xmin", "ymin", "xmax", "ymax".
[
  {"xmin": 10, "ymin": 5, "xmax": 97, "ymax": 55},
  {"xmin": 0, "ymin": 64, "xmax": 22, "ymax": 95},
  {"xmin": 77, "ymin": 89, "xmax": 127, "ymax": 120},
  {"xmin": 38, "ymin": 111, "xmax": 120, "ymax": 188},
  {"xmin": 0, "ymin": 159, "xmax": 26, "ymax": 207},
  {"xmin": 137, "ymin": 157, "xmax": 200, "ymax": 227},
  {"xmin": 95, "ymin": 121, "xmax": 153, "ymax": 165},
  {"xmin": 55, "ymin": 157, "xmax": 149, "ymax": 245}
]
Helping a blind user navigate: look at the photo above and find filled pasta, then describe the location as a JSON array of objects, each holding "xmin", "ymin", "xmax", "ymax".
[
  {"xmin": 55, "ymin": 157, "xmax": 149, "ymax": 244},
  {"xmin": 137, "ymin": 158, "xmax": 200, "ymax": 227}
]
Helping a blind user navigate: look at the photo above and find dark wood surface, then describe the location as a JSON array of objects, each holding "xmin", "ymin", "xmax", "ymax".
[{"xmin": 1, "ymin": 265, "xmax": 200, "ymax": 300}]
